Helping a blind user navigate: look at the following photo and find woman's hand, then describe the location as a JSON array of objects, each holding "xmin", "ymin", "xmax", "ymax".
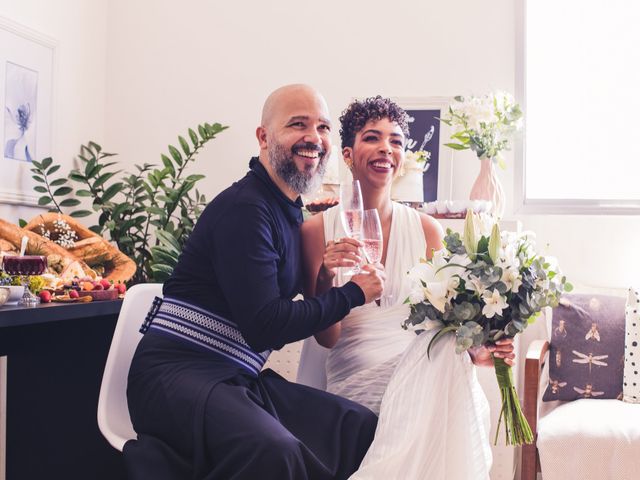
[
  {"xmin": 468, "ymin": 338, "xmax": 515, "ymax": 367},
  {"xmin": 318, "ymin": 237, "xmax": 362, "ymax": 283}
]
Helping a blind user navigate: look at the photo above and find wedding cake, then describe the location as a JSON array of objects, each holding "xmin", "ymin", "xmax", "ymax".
[{"xmin": 391, "ymin": 151, "xmax": 428, "ymax": 203}]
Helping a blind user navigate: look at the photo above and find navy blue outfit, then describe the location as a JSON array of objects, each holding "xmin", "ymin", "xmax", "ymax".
[{"xmin": 126, "ymin": 158, "xmax": 377, "ymax": 480}]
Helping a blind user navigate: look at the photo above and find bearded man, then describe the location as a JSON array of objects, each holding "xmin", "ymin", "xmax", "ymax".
[{"xmin": 125, "ymin": 85, "xmax": 384, "ymax": 480}]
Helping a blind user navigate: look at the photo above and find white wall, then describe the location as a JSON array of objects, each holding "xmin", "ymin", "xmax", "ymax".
[
  {"xmin": 104, "ymin": 0, "xmax": 514, "ymax": 210},
  {"xmin": 2, "ymin": 1, "xmax": 634, "ymax": 285},
  {"xmin": 0, "ymin": 0, "xmax": 108, "ymax": 223},
  {"xmin": 0, "ymin": 1, "xmax": 634, "ymax": 318}
]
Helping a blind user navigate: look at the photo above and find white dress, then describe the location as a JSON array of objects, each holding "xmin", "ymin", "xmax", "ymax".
[{"xmin": 323, "ymin": 203, "xmax": 492, "ymax": 480}]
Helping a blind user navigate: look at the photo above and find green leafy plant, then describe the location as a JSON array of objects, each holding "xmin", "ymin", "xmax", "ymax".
[{"xmin": 29, "ymin": 122, "xmax": 228, "ymax": 283}]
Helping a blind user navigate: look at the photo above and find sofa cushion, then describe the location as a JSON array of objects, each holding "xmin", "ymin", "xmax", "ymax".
[
  {"xmin": 624, "ymin": 287, "xmax": 640, "ymax": 403},
  {"xmin": 543, "ymin": 294, "xmax": 625, "ymax": 401},
  {"xmin": 537, "ymin": 399, "xmax": 640, "ymax": 480}
]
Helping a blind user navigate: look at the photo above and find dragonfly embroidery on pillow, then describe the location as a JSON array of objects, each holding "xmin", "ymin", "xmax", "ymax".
[{"xmin": 572, "ymin": 351, "xmax": 608, "ymax": 374}]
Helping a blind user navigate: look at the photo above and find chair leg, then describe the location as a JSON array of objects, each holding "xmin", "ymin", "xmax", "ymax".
[{"xmin": 521, "ymin": 443, "xmax": 538, "ymax": 480}]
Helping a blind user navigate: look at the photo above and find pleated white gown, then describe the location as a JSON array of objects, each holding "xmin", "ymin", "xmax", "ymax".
[{"xmin": 323, "ymin": 203, "xmax": 492, "ymax": 480}]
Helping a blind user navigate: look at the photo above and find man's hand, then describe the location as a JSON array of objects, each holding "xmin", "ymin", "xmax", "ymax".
[
  {"xmin": 318, "ymin": 238, "xmax": 362, "ymax": 283},
  {"xmin": 468, "ymin": 338, "xmax": 515, "ymax": 367},
  {"xmin": 350, "ymin": 263, "xmax": 385, "ymax": 304}
]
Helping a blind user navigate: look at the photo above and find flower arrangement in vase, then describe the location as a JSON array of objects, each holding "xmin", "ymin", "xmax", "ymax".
[{"xmin": 440, "ymin": 92, "xmax": 523, "ymax": 218}]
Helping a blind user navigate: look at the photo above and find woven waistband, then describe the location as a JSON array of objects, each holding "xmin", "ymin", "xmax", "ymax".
[{"xmin": 140, "ymin": 296, "xmax": 271, "ymax": 376}]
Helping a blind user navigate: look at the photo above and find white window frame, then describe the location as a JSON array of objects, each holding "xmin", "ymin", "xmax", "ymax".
[{"xmin": 514, "ymin": 0, "xmax": 640, "ymax": 215}]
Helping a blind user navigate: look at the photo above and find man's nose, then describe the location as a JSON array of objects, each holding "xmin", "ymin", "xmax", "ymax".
[{"xmin": 304, "ymin": 129, "xmax": 322, "ymax": 144}]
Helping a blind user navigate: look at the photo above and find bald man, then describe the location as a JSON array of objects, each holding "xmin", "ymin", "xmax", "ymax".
[{"xmin": 126, "ymin": 85, "xmax": 383, "ymax": 480}]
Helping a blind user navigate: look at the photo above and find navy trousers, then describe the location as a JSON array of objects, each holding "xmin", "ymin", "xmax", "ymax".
[{"xmin": 126, "ymin": 332, "xmax": 377, "ymax": 480}]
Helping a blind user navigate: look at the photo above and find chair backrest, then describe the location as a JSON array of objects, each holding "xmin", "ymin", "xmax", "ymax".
[
  {"xmin": 295, "ymin": 337, "xmax": 330, "ymax": 390},
  {"xmin": 97, "ymin": 283, "xmax": 163, "ymax": 451}
]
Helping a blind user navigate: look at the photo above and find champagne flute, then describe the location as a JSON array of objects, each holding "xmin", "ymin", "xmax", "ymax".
[
  {"xmin": 362, "ymin": 209, "xmax": 391, "ymax": 305},
  {"xmin": 361, "ymin": 209, "xmax": 383, "ymax": 265},
  {"xmin": 339, "ymin": 180, "xmax": 363, "ymax": 275}
]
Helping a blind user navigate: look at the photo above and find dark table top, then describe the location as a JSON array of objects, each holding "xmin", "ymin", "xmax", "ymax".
[{"xmin": 0, "ymin": 300, "xmax": 123, "ymax": 328}]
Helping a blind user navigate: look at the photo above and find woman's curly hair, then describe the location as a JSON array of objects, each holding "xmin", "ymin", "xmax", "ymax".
[{"xmin": 339, "ymin": 96, "xmax": 410, "ymax": 149}]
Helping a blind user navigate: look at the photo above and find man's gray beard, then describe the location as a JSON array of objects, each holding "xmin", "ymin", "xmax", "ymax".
[{"xmin": 268, "ymin": 142, "xmax": 326, "ymax": 195}]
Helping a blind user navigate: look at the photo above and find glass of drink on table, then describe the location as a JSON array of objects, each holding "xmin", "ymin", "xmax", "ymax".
[{"xmin": 339, "ymin": 180, "xmax": 363, "ymax": 275}]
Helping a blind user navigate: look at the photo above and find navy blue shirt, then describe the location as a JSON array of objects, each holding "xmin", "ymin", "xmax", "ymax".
[{"xmin": 164, "ymin": 157, "xmax": 364, "ymax": 351}]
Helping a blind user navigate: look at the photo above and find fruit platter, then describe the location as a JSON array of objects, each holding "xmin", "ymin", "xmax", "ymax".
[{"xmin": 44, "ymin": 277, "xmax": 127, "ymax": 304}]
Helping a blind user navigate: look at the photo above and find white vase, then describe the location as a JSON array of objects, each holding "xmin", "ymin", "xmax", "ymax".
[{"xmin": 469, "ymin": 158, "xmax": 505, "ymax": 218}]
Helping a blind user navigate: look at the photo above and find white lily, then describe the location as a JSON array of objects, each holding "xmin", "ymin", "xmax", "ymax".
[
  {"xmin": 407, "ymin": 250, "xmax": 463, "ymax": 313},
  {"xmin": 482, "ymin": 289, "xmax": 508, "ymax": 318}
]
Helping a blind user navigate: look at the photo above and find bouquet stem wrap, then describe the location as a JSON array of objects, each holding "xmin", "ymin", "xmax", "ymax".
[{"xmin": 493, "ymin": 356, "xmax": 533, "ymax": 446}]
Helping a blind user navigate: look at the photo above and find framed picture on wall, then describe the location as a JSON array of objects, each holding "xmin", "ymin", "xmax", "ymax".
[
  {"xmin": 0, "ymin": 16, "xmax": 56, "ymax": 206},
  {"xmin": 394, "ymin": 97, "xmax": 453, "ymax": 202}
]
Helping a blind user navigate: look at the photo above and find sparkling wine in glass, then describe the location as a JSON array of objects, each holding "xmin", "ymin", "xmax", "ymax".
[
  {"xmin": 339, "ymin": 180, "xmax": 364, "ymax": 275},
  {"xmin": 362, "ymin": 209, "xmax": 383, "ymax": 264},
  {"xmin": 362, "ymin": 209, "xmax": 390, "ymax": 305}
]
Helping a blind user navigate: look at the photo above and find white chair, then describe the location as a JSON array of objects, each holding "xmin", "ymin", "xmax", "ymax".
[
  {"xmin": 97, "ymin": 283, "xmax": 163, "ymax": 451},
  {"xmin": 296, "ymin": 337, "xmax": 329, "ymax": 389}
]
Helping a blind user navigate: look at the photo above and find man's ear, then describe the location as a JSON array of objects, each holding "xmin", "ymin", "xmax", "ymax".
[{"xmin": 256, "ymin": 126, "xmax": 268, "ymax": 149}]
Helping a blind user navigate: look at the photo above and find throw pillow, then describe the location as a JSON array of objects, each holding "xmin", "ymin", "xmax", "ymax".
[
  {"xmin": 542, "ymin": 293, "xmax": 625, "ymax": 402},
  {"xmin": 624, "ymin": 287, "xmax": 640, "ymax": 403}
]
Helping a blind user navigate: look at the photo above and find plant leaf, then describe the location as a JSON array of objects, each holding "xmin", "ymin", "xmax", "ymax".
[
  {"xmin": 70, "ymin": 210, "xmax": 92, "ymax": 218},
  {"xmin": 179, "ymin": 136, "xmax": 190, "ymax": 155},
  {"xmin": 188, "ymin": 128, "xmax": 199, "ymax": 147},
  {"xmin": 41, "ymin": 157, "xmax": 53, "ymax": 170},
  {"xmin": 168, "ymin": 145, "xmax": 183, "ymax": 166},
  {"xmin": 59, "ymin": 198, "xmax": 81, "ymax": 207},
  {"xmin": 101, "ymin": 182, "xmax": 124, "ymax": 203},
  {"xmin": 53, "ymin": 186, "xmax": 73, "ymax": 196},
  {"xmin": 444, "ymin": 143, "xmax": 468, "ymax": 150},
  {"xmin": 155, "ymin": 229, "xmax": 181, "ymax": 251},
  {"xmin": 49, "ymin": 178, "xmax": 67, "ymax": 187}
]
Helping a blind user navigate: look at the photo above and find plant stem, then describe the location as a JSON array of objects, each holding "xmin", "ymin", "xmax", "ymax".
[{"xmin": 493, "ymin": 355, "xmax": 534, "ymax": 446}]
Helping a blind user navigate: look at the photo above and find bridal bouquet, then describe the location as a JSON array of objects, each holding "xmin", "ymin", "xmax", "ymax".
[
  {"xmin": 440, "ymin": 92, "xmax": 523, "ymax": 168},
  {"xmin": 402, "ymin": 211, "xmax": 572, "ymax": 445}
]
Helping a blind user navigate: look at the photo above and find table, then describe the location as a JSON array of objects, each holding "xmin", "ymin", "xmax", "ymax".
[{"xmin": 0, "ymin": 301, "xmax": 126, "ymax": 480}]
